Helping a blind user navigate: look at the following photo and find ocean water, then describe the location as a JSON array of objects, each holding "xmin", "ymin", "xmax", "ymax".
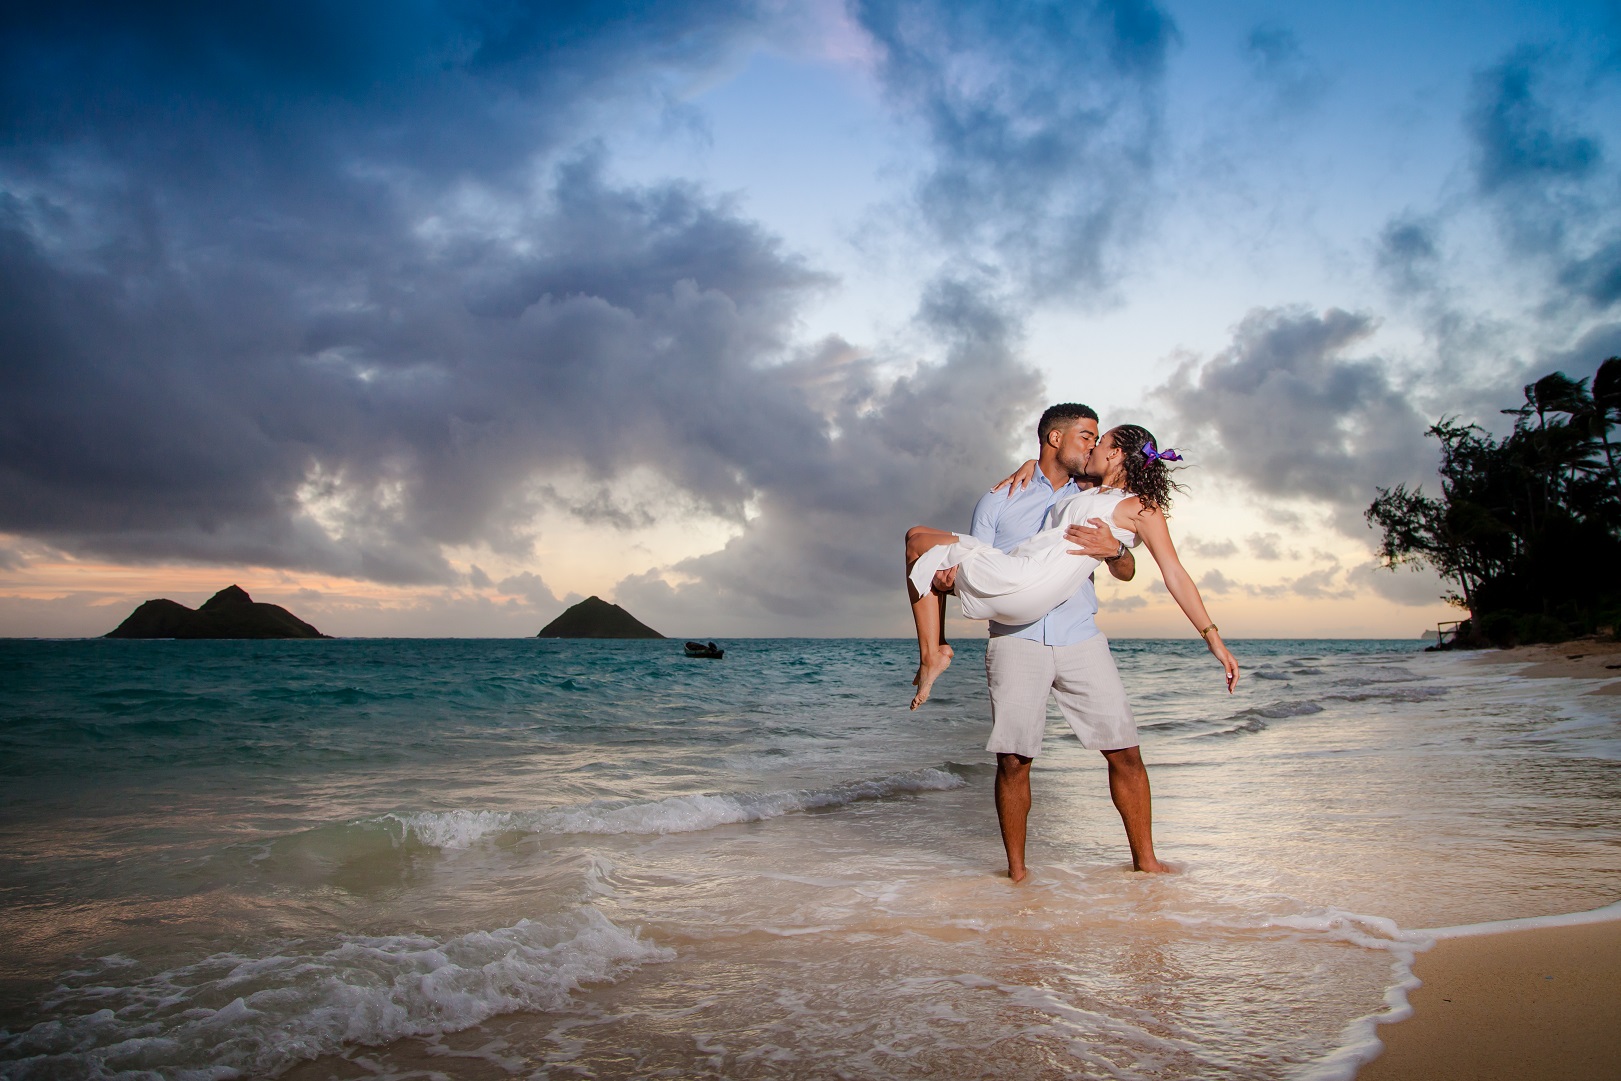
[{"xmin": 0, "ymin": 636, "xmax": 1616, "ymax": 1080}]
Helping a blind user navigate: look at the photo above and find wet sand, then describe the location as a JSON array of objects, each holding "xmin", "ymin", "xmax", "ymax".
[
  {"xmin": 1467, "ymin": 635, "xmax": 1621, "ymax": 694},
  {"xmin": 1356, "ymin": 920, "xmax": 1621, "ymax": 1081}
]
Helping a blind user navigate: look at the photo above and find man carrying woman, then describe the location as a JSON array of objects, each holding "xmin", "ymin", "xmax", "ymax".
[{"xmin": 905, "ymin": 404, "xmax": 1238, "ymax": 880}]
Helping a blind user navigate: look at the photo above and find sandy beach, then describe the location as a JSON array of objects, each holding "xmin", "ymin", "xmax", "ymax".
[
  {"xmin": 1351, "ymin": 639, "xmax": 1621, "ymax": 1080},
  {"xmin": 1466, "ymin": 635, "xmax": 1621, "ymax": 694},
  {"xmin": 1356, "ymin": 919, "xmax": 1621, "ymax": 1081}
]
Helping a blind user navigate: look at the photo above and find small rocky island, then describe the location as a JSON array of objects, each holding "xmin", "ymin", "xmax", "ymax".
[
  {"xmin": 106, "ymin": 585, "xmax": 329, "ymax": 639},
  {"xmin": 537, "ymin": 596, "xmax": 664, "ymax": 639}
]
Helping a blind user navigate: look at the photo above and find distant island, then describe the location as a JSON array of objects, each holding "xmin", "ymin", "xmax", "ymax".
[
  {"xmin": 106, "ymin": 585, "xmax": 329, "ymax": 639},
  {"xmin": 537, "ymin": 596, "xmax": 664, "ymax": 639}
]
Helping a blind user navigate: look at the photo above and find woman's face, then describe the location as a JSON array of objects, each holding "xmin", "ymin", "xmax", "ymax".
[{"xmin": 1087, "ymin": 429, "xmax": 1119, "ymax": 479}]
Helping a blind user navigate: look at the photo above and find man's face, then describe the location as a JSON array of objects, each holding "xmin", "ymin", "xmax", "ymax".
[
  {"xmin": 1083, "ymin": 429, "xmax": 1116, "ymax": 479},
  {"xmin": 1051, "ymin": 418, "xmax": 1099, "ymax": 476}
]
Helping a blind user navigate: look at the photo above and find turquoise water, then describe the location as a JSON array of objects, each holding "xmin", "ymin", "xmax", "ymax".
[{"xmin": 0, "ymin": 637, "xmax": 1616, "ymax": 1079}]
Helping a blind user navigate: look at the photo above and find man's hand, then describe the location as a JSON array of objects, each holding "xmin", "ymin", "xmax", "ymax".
[
  {"xmin": 932, "ymin": 567, "xmax": 957, "ymax": 593},
  {"xmin": 1065, "ymin": 520, "xmax": 1136, "ymax": 581},
  {"xmin": 1065, "ymin": 520, "xmax": 1121, "ymax": 559}
]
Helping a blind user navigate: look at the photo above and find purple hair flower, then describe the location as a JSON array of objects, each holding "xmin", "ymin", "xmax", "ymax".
[{"xmin": 1141, "ymin": 442, "xmax": 1183, "ymax": 463}]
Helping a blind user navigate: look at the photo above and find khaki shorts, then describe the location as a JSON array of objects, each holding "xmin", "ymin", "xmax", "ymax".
[{"xmin": 984, "ymin": 633, "xmax": 1137, "ymax": 758}]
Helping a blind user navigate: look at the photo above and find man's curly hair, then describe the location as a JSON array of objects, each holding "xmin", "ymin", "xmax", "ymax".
[{"xmin": 1108, "ymin": 424, "xmax": 1185, "ymax": 514}]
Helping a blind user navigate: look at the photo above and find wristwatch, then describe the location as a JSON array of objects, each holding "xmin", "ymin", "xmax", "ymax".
[{"xmin": 1106, "ymin": 541, "xmax": 1127, "ymax": 561}]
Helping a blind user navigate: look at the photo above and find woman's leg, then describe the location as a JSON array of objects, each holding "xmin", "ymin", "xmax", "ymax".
[
  {"xmin": 909, "ymin": 587, "xmax": 954, "ymax": 709},
  {"xmin": 906, "ymin": 526, "xmax": 959, "ymax": 708}
]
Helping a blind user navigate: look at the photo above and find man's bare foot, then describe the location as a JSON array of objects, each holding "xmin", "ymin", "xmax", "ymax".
[
  {"xmin": 1007, "ymin": 866, "xmax": 1028, "ymax": 884},
  {"xmin": 910, "ymin": 645, "xmax": 954, "ymax": 709},
  {"xmin": 1133, "ymin": 858, "xmax": 1174, "ymax": 874}
]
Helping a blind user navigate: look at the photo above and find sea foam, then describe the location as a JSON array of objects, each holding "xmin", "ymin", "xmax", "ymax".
[
  {"xmin": 0, "ymin": 907, "xmax": 670, "ymax": 1080},
  {"xmin": 378, "ymin": 767, "xmax": 967, "ymax": 849},
  {"xmin": 1301, "ymin": 899, "xmax": 1621, "ymax": 1081}
]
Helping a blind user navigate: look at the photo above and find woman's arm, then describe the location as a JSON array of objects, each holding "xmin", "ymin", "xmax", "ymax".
[
  {"xmin": 1130, "ymin": 503, "xmax": 1240, "ymax": 692},
  {"xmin": 990, "ymin": 458, "xmax": 1039, "ymax": 496}
]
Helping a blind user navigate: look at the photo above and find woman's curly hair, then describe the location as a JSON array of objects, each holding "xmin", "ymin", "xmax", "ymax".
[{"xmin": 1109, "ymin": 424, "xmax": 1186, "ymax": 514}]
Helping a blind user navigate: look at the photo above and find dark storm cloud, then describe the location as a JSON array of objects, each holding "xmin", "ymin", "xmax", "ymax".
[
  {"xmin": 1156, "ymin": 306, "xmax": 1433, "ymax": 516},
  {"xmin": 536, "ymin": 483, "xmax": 659, "ymax": 531},
  {"xmin": 1466, "ymin": 48, "xmax": 1621, "ymax": 312},
  {"xmin": 1469, "ymin": 50, "xmax": 1601, "ymax": 196},
  {"xmin": 0, "ymin": 151, "xmax": 835, "ymax": 582},
  {"xmin": 1538, "ymin": 321, "xmax": 1621, "ymax": 379},
  {"xmin": 1558, "ymin": 239, "xmax": 1621, "ymax": 308},
  {"xmin": 1365, "ymin": 46, "xmax": 1621, "ymax": 446},
  {"xmin": 0, "ymin": 1, "xmax": 1057, "ymax": 632},
  {"xmin": 0, "ymin": 1, "xmax": 758, "ymax": 164},
  {"xmin": 462, "ymin": 151, "xmax": 818, "ymax": 319},
  {"xmin": 853, "ymin": 0, "xmax": 1176, "ymax": 299},
  {"xmin": 0, "ymin": 1, "xmax": 839, "ymax": 582},
  {"xmin": 617, "ymin": 276, "xmax": 1045, "ymax": 631},
  {"xmin": 1360, "ymin": 46, "xmax": 1621, "ymax": 458},
  {"xmin": 1376, "ymin": 216, "xmax": 1442, "ymax": 299}
]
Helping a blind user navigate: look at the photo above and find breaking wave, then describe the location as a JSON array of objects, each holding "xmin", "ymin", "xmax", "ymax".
[{"xmin": 0, "ymin": 907, "xmax": 670, "ymax": 1080}]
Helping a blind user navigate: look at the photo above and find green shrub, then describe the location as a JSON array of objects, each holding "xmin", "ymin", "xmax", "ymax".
[
  {"xmin": 1480, "ymin": 612, "xmax": 1519, "ymax": 647},
  {"xmin": 1517, "ymin": 613, "xmax": 1571, "ymax": 644}
]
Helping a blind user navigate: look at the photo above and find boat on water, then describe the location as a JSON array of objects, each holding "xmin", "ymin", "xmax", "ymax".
[{"xmin": 683, "ymin": 640, "xmax": 724, "ymax": 659}]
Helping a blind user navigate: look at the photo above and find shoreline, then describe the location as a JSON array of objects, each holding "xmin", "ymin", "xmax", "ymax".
[
  {"xmin": 1463, "ymin": 635, "xmax": 1621, "ymax": 693},
  {"xmin": 1350, "ymin": 909, "xmax": 1621, "ymax": 1081}
]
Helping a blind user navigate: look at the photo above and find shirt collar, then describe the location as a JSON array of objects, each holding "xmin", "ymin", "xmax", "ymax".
[{"xmin": 1037, "ymin": 471, "xmax": 1078, "ymax": 493}]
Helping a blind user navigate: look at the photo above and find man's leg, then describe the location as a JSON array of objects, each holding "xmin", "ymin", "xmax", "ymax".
[
  {"xmin": 1049, "ymin": 636, "xmax": 1170, "ymax": 873},
  {"xmin": 1102, "ymin": 745, "xmax": 1168, "ymax": 873},
  {"xmin": 985, "ymin": 637, "xmax": 1053, "ymax": 882},
  {"xmin": 994, "ymin": 752, "xmax": 1033, "ymax": 882}
]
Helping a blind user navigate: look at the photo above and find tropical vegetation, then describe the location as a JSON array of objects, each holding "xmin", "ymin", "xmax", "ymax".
[{"xmin": 1366, "ymin": 357, "xmax": 1621, "ymax": 645}]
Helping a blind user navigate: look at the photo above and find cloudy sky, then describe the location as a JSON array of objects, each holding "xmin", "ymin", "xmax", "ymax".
[{"xmin": 3, "ymin": 0, "xmax": 1618, "ymax": 638}]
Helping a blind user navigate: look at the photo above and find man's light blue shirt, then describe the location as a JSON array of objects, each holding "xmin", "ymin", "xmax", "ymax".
[{"xmin": 968, "ymin": 473, "xmax": 1100, "ymax": 646}]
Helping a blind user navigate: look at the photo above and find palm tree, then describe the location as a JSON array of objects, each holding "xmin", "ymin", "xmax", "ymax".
[{"xmin": 1584, "ymin": 357, "xmax": 1621, "ymax": 494}]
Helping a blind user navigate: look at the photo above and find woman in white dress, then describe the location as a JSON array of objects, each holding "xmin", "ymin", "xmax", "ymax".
[{"xmin": 904, "ymin": 424, "xmax": 1239, "ymax": 708}]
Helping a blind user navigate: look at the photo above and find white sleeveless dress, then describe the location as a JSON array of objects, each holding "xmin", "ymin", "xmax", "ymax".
[{"xmin": 909, "ymin": 487, "xmax": 1141, "ymax": 626}]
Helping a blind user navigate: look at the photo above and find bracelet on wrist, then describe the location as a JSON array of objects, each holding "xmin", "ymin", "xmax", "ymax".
[{"xmin": 1198, "ymin": 623, "xmax": 1219, "ymax": 640}]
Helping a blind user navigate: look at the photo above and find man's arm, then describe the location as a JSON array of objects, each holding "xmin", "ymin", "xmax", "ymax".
[
  {"xmin": 1063, "ymin": 521, "xmax": 1137, "ymax": 582},
  {"xmin": 968, "ymin": 487, "xmax": 1005, "ymax": 544}
]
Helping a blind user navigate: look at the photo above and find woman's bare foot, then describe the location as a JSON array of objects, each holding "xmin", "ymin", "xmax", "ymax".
[
  {"xmin": 912, "ymin": 644, "xmax": 952, "ymax": 682},
  {"xmin": 910, "ymin": 644, "xmax": 954, "ymax": 709},
  {"xmin": 911, "ymin": 644, "xmax": 952, "ymax": 685}
]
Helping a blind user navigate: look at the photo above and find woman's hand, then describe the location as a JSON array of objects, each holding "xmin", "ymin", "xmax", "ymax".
[
  {"xmin": 1206, "ymin": 633, "xmax": 1239, "ymax": 693},
  {"xmin": 990, "ymin": 458, "xmax": 1040, "ymax": 497}
]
